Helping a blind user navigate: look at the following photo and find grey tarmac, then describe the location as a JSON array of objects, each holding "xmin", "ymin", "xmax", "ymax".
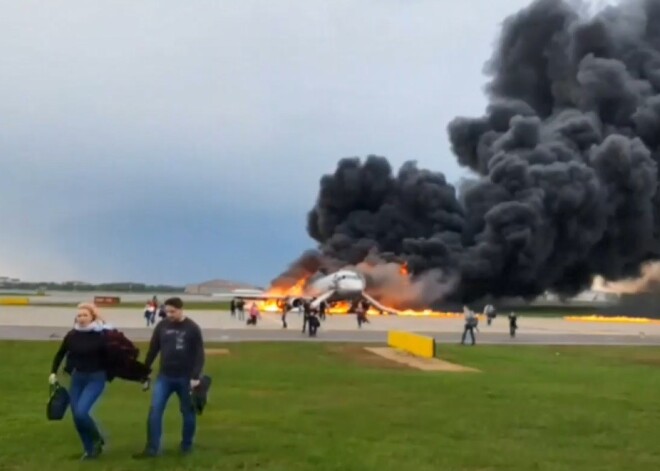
[
  {"xmin": 1, "ymin": 325, "xmax": 659, "ymax": 346},
  {"xmin": 1, "ymin": 305, "xmax": 660, "ymax": 346}
]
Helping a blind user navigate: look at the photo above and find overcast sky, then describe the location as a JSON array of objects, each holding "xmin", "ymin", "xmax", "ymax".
[{"xmin": 1, "ymin": 0, "xmax": 540, "ymax": 286}]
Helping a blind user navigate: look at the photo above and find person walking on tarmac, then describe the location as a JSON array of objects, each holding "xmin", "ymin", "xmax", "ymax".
[
  {"xmin": 301, "ymin": 300, "xmax": 311, "ymax": 334},
  {"xmin": 246, "ymin": 303, "xmax": 260, "ymax": 326},
  {"xmin": 508, "ymin": 312, "xmax": 518, "ymax": 338},
  {"xmin": 461, "ymin": 306, "xmax": 478, "ymax": 345},
  {"xmin": 144, "ymin": 301, "xmax": 156, "ymax": 327},
  {"xmin": 150, "ymin": 296, "xmax": 159, "ymax": 325},
  {"xmin": 308, "ymin": 311, "xmax": 320, "ymax": 337},
  {"xmin": 484, "ymin": 304, "xmax": 496, "ymax": 325},
  {"xmin": 236, "ymin": 299, "xmax": 245, "ymax": 321},
  {"xmin": 318, "ymin": 301, "xmax": 327, "ymax": 321},
  {"xmin": 229, "ymin": 299, "xmax": 236, "ymax": 318},
  {"xmin": 281, "ymin": 300, "xmax": 289, "ymax": 329},
  {"xmin": 356, "ymin": 301, "xmax": 369, "ymax": 328}
]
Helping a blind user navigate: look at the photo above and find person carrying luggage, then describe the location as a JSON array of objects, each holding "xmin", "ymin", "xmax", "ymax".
[
  {"xmin": 49, "ymin": 303, "xmax": 111, "ymax": 460},
  {"xmin": 134, "ymin": 297, "xmax": 206, "ymax": 459}
]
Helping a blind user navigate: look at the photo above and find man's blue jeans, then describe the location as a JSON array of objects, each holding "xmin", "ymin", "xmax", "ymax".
[
  {"xmin": 69, "ymin": 370, "xmax": 106, "ymax": 454},
  {"xmin": 146, "ymin": 375, "xmax": 196, "ymax": 453}
]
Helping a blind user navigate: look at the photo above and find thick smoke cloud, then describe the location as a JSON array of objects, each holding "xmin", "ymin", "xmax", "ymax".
[
  {"xmin": 277, "ymin": 0, "xmax": 660, "ymax": 305},
  {"xmin": 593, "ymin": 261, "xmax": 660, "ymax": 293},
  {"xmin": 268, "ymin": 249, "xmax": 328, "ymax": 290}
]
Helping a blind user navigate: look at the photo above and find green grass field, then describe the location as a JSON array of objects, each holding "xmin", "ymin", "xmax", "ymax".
[{"xmin": 1, "ymin": 342, "xmax": 659, "ymax": 470}]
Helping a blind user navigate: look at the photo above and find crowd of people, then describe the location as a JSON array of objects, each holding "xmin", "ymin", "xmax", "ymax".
[
  {"xmin": 143, "ymin": 296, "xmax": 165, "ymax": 327},
  {"xmin": 228, "ymin": 297, "xmax": 372, "ymax": 336},
  {"xmin": 460, "ymin": 304, "xmax": 519, "ymax": 345},
  {"xmin": 145, "ymin": 295, "xmax": 518, "ymax": 345},
  {"xmin": 225, "ymin": 297, "xmax": 518, "ymax": 345}
]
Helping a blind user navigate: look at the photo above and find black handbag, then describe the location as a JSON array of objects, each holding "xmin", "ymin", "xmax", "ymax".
[
  {"xmin": 47, "ymin": 382, "xmax": 70, "ymax": 421},
  {"xmin": 191, "ymin": 375, "xmax": 212, "ymax": 415}
]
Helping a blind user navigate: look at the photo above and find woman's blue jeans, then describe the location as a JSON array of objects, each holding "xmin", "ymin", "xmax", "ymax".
[{"xmin": 69, "ymin": 370, "xmax": 106, "ymax": 454}]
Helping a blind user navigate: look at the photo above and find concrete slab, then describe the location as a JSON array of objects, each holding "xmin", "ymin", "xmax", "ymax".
[
  {"xmin": 205, "ymin": 348, "xmax": 230, "ymax": 355},
  {"xmin": 364, "ymin": 347, "xmax": 480, "ymax": 372}
]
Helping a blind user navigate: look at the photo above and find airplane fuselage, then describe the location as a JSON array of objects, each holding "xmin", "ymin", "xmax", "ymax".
[{"xmin": 304, "ymin": 269, "xmax": 366, "ymax": 299}]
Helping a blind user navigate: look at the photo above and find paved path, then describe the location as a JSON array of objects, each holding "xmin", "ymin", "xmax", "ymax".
[{"xmin": 1, "ymin": 306, "xmax": 659, "ymax": 345}]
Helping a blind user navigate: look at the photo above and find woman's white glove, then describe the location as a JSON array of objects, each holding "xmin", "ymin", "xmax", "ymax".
[{"xmin": 48, "ymin": 373, "xmax": 57, "ymax": 385}]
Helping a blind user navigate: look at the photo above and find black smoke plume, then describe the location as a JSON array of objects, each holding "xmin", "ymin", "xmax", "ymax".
[{"xmin": 275, "ymin": 0, "xmax": 660, "ymax": 306}]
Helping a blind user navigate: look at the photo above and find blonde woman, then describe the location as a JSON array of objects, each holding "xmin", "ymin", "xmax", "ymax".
[{"xmin": 50, "ymin": 303, "xmax": 111, "ymax": 460}]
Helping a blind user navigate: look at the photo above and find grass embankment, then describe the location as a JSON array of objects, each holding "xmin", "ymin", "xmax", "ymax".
[
  {"xmin": 0, "ymin": 292, "xmax": 43, "ymax": 297},
  {"xmin": 0, "ymin": 342, "xmax": 659, "ymax": 470}
]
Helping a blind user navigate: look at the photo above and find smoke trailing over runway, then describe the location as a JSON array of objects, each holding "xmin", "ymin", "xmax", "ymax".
[{"xmin": 274, "ymin": 0, "xmax": 660, "ymax": 306}]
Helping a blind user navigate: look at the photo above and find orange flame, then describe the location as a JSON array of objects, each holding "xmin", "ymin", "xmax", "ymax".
[
  {"xmin": 256, "ymin": 299, "xmax": 283, "ymax": 313},
  {"xmin": 328, "ymin": 301, "xmax": 351, "ymax": 314},
  {"xmin": 400, "ymin": 262, "xmax": 409, "ymax": 276},
  {"xmin": 255, "ymin": 277, "xmax": 310, "ymax": 313},
  {"xmin": 266, "ymin": 277, "xmax": 308, "ymax": 298}
]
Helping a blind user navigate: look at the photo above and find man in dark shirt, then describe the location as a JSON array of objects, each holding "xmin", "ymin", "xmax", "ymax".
[{"xmin": 134, "ymin": 297, "xmax": 205, "ymax": 458}]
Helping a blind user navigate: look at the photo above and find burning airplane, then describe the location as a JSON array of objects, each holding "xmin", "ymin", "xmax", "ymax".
[
  {"xmin": 228, "ymin": 265, "xmax": 463, "ymax": 318},
  {"xmin": 231, "ymin": 268, "xmax": 399, "ymax": 315}
]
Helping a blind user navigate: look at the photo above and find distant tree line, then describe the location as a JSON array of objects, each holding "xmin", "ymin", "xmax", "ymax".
[{"xmin": 0, "ymin": 281, "xmax": 184, "ymax": 293}]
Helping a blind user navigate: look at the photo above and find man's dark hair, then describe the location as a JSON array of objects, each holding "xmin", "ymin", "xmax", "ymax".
[{"xmin": 164, "ymin": 297, "xmax": 184, "ymax": 309}]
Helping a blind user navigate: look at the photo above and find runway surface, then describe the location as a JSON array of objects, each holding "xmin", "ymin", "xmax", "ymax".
[{"xmin": 1, "ymin": 306, "xmax": 660, "ymax": 345}]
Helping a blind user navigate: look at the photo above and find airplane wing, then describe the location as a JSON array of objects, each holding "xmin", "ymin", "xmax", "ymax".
[
  {"xmin": 211, "ymin": 293, "xmax": 284, "ymax": 301},
  {"xmin": 234, "ymin": 294, "xmax": 286, "ymax": 300},
  {"xmin": 223, "ymin": 293, "xmax": 314, "ymax": 304}
]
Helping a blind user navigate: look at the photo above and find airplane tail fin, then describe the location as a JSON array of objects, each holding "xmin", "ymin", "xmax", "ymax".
[{"xmin": 361, "ymin": 292, "xmax": 398, "ymax": 315}]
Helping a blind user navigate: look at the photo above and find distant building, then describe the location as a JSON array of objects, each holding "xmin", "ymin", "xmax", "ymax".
[
  {"xmin": 66, "ymin": 281, "xmax": 92, "ymax": 287},
  {"xmin": 0, "ymin": 276, "xmax": 20, "ymax": 286},
  {"xmin": 185, "ymin": 279, "xmax": 262, "ymax": 295}
]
